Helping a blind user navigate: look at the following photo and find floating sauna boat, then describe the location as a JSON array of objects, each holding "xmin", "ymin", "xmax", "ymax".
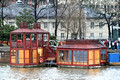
[
  {"xmin": 10, "ymin": 22, "xmax": 56, "ymax": 67},
  {"xmin": 56, "ymin": 40, "xmax": 107, "ymax": 68}
]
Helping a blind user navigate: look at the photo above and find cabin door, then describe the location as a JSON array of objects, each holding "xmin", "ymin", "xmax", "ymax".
[{"xmin": 89, "ymin": 50, "xmax": 100, "ymax": 65}]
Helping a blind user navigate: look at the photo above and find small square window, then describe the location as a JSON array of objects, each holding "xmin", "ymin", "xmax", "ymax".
[
  {"xmin": 61, "ymin": 33, "xmax": 64, "ymax": 38},
  {"xmin": 90, "ymin": 33, "xmax": 94, "ymax": 39},
  {"xmin": 91, "ymin": 22, "xmax": 94, "ymax": 28},
  {"xmin": 61, "ymin": 22, "xmax": 65, "ymax": 28},
  {"xmin": 52, "ymin": 22, "xmax": 55, "ymax": 28},
  {"xmin": 99, "ymin": 33, "xmax": 103, "ymax": 38},
  {"xmin": 44, "ymin": 22, "xmax": 49, "ymax": 28},
  {"xmin": 99, "ymin": 22, "xmax": 103, "ymax": 28}
]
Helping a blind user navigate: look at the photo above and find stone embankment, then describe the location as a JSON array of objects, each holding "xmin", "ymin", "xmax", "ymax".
[{"xmin": 0, "ymin": 47, "xmax": 10, "ymax": 63}]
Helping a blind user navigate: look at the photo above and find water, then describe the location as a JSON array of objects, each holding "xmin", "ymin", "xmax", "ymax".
[{"xmin": 0, "ymin": 64, "xmax": 120, "ymax": 80}]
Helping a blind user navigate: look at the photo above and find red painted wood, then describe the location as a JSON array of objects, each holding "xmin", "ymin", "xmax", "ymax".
[
  {"xmin": 10, "ymin": 23, "xmax": 54, "ymax": 66},
  {"xmin": 87, "ymin": 50, "xmax": 89, "ymax": 66},
  {"xmin": 71, "ymin": 50, "xmax": 73, "ymax": 65},
  {"xmin": 10, "ymin": 34, "xmax": 12, "ymax": 65}
]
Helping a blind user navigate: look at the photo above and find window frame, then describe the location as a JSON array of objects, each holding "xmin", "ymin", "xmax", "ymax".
[{"xmin": 91, "ymin": 22, "xmax": 94, "ymax": 28}]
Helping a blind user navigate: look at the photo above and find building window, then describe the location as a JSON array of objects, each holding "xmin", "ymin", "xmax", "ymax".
[
  {"xmin": 74, "ymin": 21, "xmax": 78, "ymax": 28},
  {"xmin": 90, "ymin": 33, "xmax": 94, "ymax": 39},
  {"xmin": 101, "ymin": 49, "xmax": 106, "ymax": 60},
  {"xmin": 51, "ymin": 33, "xmax": 55, "ymax": 36},
  {"xmin": 61, "ymin": 22, "xmax": 65, "ymax": 28},
  {"xmin": 52, "ymin": 22, "xmax": 55, "ymax": 28},
  {"xmin": 99, "ymin": 33, "xmax": 103, "ymax": 38},
  {"xmin": 61, "ymin": 33, "xmax": 64, "ymax": 38},
  {"xmin": 9, "ymin": 22, "xmax": 14, "ymax": 26},
  {"xmin": 44, "ymin": 22, "xmax": 49, "ymax": 28},
  {"xmin": 111, "ymin": 5, "xmax": 113, "ymax": 8},
  {"xmin": 91, "ymin": 22, "xmax": 94, "ymax": 28},
  {"xmin": 44, "ymin": 34, "xmax": 48, "ymax": 41},
  {"xmin": 99, "ymin": 22, "xmax": 103, "ymax": 28}
]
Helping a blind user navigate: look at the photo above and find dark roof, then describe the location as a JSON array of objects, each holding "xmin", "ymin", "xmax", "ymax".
[
  {"xmin": 0, "ymin": 0, "xmax": 105, "ymax": 19},
  {"xmin": 1, "ymin": 1, "xmax": 55, "ymax": 18},
  {"xmin": 82, "ymin": 7, "xmax": 104, "ymax": 18},
  {"xmin": 2, "ymin": 1, "xmax": 33, "ymax": 18}
]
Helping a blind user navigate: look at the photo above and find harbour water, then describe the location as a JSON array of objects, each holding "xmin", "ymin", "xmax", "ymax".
[{"xmin": 0, "ymin": 64, "xmax": 120, "ymax": 80}]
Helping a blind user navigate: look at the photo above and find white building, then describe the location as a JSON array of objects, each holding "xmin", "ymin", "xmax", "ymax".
[{"xmin": 1, "ymin": 0, "xmax": 109, "ymax": 41}]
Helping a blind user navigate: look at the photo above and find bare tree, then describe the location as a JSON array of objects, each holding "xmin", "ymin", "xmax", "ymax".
[
  {"xmin": 89, "ymin": 0, "xmax": 117, "ymax": 40},
  {"xmin": 33, "ymin": 0, "xmax": 47, "ymax": 23},
  {"xmin": 54, "ymin": 0, "xmax": 68, "ymax": 37},
  {"xmin": 58, "ymin": 0, "xmax": 88, "ymax": 40},
  {"xmin": 0, "ymin": 0, "xmax": 6, "ymax": 26}
]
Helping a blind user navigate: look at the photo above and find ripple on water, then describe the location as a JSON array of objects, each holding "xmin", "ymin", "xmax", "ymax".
[
  {"xmin": 86, "ymin": 68, "xmax": 120, "ymax": 80},
  {"xmin": 0, "ymin": 65, "xmax": 120, "ymax": 80}
]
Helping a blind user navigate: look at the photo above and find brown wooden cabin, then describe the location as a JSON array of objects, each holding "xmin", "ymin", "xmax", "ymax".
[
  {"xmin": 56, "ymin": 40, "xmax": 107, "ymax": 67},
  {"xmin": 10, "ymin": 22, "xmax": 56, "ymax": 66}
]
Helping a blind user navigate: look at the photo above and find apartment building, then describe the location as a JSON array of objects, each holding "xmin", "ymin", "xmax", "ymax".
[{"xmin": 2, "ymin": 0, "xmax": 109, "ymax": 41}]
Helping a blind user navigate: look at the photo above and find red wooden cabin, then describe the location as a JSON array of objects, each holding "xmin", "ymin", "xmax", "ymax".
[
  {"xmin": 56, "ymin": 40, "xmax": 107, "ymax": 67},
  {"xmin": 10, "ymin": 22, "xmax": 56, "ymax": 66}
]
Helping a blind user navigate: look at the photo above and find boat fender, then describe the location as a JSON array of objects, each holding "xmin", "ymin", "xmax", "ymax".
[{"xmin": 40, "ymin": 58, "xmax": 44, "ymax": 63}]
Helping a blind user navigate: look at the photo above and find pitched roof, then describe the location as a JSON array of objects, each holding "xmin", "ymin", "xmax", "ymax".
[
  {"xmin": 11, "ymin": 28, "xmax": 49, "ymax": 34},
  {"xmin": 0, "ymin": 1, "xmax": 105, "ymax": 19},
  {"xmin": 57, "ymin": 39, "xmax": 106, "ymax": 49}
]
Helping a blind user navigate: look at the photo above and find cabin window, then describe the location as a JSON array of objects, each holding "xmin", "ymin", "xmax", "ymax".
[
  {"xmin": 58, "ymin": 50, "xmax": 71, "ymax": 62},
  {"xmin": 18, "ymin": 50, "xmax": 24, "ymax": 64},
  {"xmin": 25, "ymin": 50, "xmax": 30, "ymax": 64},
  {"xmin": 101, "ymin": 49, "xmax": 106, "ymax": 60},
  {"xmin": 17, "ymin": 34, "xmax": 23, "ymax": 48},
  {"xmin": 84, "ymin": 51, "xmax": 88, "ymax": 62},
  {"xmin": 73, "ymin": 50, "xmax": 88, "ymax": 63},
  {"xmin": 11, "ymin": 50, "xmax": 17, "ymax": 64},
  {"xmin": 25, "ymin": 34, "xmax": 30, "ymax": 48},
  {"xmin": 11, "ymin": 34, "xmax": 17, "ymax": 48},
  {"xmin": 44, "ymin": 34, "xmax": 49, "ymax": 46},
  {"xmin": 32, "ymin": 34, "xmax": 37, "ymax": 48},
  {"xmin": 32, "ymin": 50, "xmax": 37, "ymax": 63},
  {"xmin": 38, "ymin": 34, "xmax": 42, "ymax": 47}
]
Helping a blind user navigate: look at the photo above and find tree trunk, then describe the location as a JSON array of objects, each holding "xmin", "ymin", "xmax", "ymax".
[
  {"xmin": 34, "ymin": 0, "xmax": 37, "ymax": 23},
  {"xmin": 108, "ymin": 24, "xmax": 111, "ymax": 40},
  {"xmin": 55, "ymin": 0, "xmax": 58, "ymax": 37},
  {"xmin": 66, "ymin": 22, "xmax": 69, "ymax": 40},
  {"xmin": 1, "ymin": 2, "xmax": 4, "ymax": 26},
  {"xmin": 79, "ymin": 8, "xmax": 82, "ymax": 39},
  {"xmin": 66, "ymin": 29, "xmax": 69, "ymax": 40}
]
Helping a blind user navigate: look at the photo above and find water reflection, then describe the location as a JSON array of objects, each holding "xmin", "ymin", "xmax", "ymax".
[{"xmin": 0, "ymin": 64, "xmax": 120, "ymax": 80}]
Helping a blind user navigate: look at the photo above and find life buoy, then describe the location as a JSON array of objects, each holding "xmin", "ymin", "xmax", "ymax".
[{"xmin": 40, "ymin": 58, "xmax": 44, "ymax": 63}]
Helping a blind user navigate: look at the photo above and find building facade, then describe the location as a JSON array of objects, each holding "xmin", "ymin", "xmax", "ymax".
[{"xmin": 2, "ymin": 0, "xmax": 111, "ymax": 41}]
